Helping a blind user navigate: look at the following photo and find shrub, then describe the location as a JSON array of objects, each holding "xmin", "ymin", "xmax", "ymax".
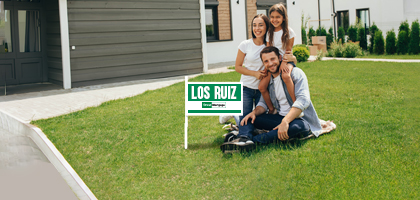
[
  {"xmin": 292, "ymin": 46, "xmax": 310, "ymax": 62},
  {"xmin": 343, "ymin": 42, "xmax": 363, "ymax": 58},
  {"xmin": 374, "ymin": 30, "xmax": 385, "ymax": 54},
  {"xmin": 399, "ymin": 20, "xmax": 410, "ymax": 34},
  {"xmin": 308, "ymin": 27, "xmax": 316, "ymax": 45},
  {"xmin": 301, "ymin": 28, "xmax": 307, "ymax": 45},
  {"xmin": 408, "ymin": 20, "xmax": 419, "ymax": 54},
  {"xmin": 397, "ymin": 20, "xmax": 410, "ymax": 54},
  {"xmin": 347, "ymin": 25, "xmax": 358, "ymax": 42},
  {"xmin": 316, "ymin": 26, "xmax": 327, "ymax": 36},
  {"xmin": 358, "ymin": 26, "xmax": 367, "ymax": 50},
  {"xmin": 330, "ymin": 41, "xmax": 344, "ymax": 57},
  {"xmin": 397, "ymin": 30, "xmax": 409, "ymax": 54},
  {"xmin": 385, "ymin": 29, "xmax": 397, "ymax": 55},
  {"xmin": 338, "ymin": 27, "xmax": 345, "ymax": 44},
  {"xmin": 293, "ymin": 44, "xmax": 309, "ymax": 51},
  {"xmin": 327, "ymin": 27, "xmax": 334, "ymax": 49},
  {"xmin": 369, "ymin": 23, "xmax": 379, "ymax": 53}
]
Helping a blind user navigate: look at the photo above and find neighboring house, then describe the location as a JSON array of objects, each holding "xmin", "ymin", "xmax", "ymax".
[
  {"xmin": 0, "ymin": 0, "xmax": 204, "ymax": 89},
  {"xmin": 295, "ymin": 0, "xmax": 420, "ymax": 43}
]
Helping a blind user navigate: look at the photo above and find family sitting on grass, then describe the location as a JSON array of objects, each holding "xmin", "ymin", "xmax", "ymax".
[{"xmin": 219, "ymin": 3, "xmax": 335, "ymax": 153}]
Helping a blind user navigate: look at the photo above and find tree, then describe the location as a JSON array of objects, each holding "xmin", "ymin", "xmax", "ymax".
[
  {"xmin": 408, "ymin": 20, "xmax": 419, "ymax": 54},
  {"xmin": 358, "ymin": 26, "xmax": 367, "ymax": 50},
  {"xmin": 374, "ymin": 30, "xmax": 384, "ymax": 54},
  {"xmin": 301, "ymin": 13, "xmax": 310, "ymax": 45},
  {"xmin": 397, "ymin": 20, "xmax": 410, "ymax": 54},
  {"xmin": 338, "ymin": 27, "xmax": 345, "ymax": 44},
  {"xmin": 397, "ymin": 30, "xmax": 409, "ymax": 54},
  {"xmin": 386, "ymin": 29, "xmax": 397, "ymax": 55},
  {"xmin": 369, "ymin": 23, "xmax": 379, "ymax": 53}
]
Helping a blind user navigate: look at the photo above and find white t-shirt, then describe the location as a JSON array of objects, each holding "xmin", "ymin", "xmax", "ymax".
[
  {"xmin": 273, "ymin": 75, "xmax": 291, "ymax": 116},
  {"xmin": 238, "ymin": 39, "xmax": 266, "ymax": 89},
  {"xmin": 266, "ymin": 27, "xmax": 296, "ymax": 55}
]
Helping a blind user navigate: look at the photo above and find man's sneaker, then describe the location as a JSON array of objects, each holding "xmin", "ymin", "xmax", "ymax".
[
  {"xmin": 220, "ymin": 137, "xmax": 255, "ymax": 153},
  {"xmin": 219, "ymin": 115, "xmax": 233, "ymax": 124},
  {"xmin": 224, "ymin": 132, "xmax": 238, "ymax": 143}
]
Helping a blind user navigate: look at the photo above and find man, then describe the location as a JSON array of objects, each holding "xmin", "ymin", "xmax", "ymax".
[{"xmin": 221, "ymin": 46, "xmax": 322, "ymax": 153}]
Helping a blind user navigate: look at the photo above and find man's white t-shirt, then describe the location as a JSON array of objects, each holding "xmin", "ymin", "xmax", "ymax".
[
  {"xmin": 266, "ymin": 27, "xmax": 296, "ymax": 56},
  {"xmin": 238, "ymin": 39, "xmax": 266, "ymax": 89},
  {"xmin": 273, "ymin": 75, "xmax": 291, "ymax": 116}
]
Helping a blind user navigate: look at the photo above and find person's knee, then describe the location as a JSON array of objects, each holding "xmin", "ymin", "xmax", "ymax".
[{"xmin": 288, "ymin": 120, "xmax": 310, "ymax": 137}]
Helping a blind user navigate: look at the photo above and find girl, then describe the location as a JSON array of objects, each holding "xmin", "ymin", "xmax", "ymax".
[{"xmin": 258, "ymin": 3, "xmax": 296, "ymax": 115}]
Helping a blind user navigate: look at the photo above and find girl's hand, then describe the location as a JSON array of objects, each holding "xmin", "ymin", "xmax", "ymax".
[{"xmin": 254, "ymin": 70, "xmax": 266, "ymax": 80}]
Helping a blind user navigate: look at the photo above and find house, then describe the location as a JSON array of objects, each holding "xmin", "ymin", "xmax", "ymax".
[
  {"xmin": 0, "ymin": 0, "xmax": 204, "ymax": 89},
  {"xmin": 296, "ymin": 0, "xmax": 420, "ymax": 41}
]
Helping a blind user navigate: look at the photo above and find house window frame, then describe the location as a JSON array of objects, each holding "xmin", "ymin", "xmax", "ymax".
[
  {"xmin": 356, "ymin": 8, "xmax": 370, "ymax": 34},
  {"xmin": 337, "ymin": 10, "xmax": 349, "ymax": 34},
  {"xmin": 205, "ymin": 5, "xmax": 218, "ymax": 42}
]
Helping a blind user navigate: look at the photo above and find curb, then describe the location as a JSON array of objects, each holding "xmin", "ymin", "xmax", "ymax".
[{"xmin": 0, "ymin": 110, "xmax": 97, "ymax": 200}]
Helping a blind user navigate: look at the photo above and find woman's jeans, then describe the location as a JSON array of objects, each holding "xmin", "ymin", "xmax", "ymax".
[{"xmin": 237, "ymin": 87, "xmax": 261, "ymax": 138}]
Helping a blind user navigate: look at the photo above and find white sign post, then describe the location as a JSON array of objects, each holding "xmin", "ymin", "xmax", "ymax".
[{"xmin": 184, "ymin": 76, "xmax": 243, "ymax": 149}]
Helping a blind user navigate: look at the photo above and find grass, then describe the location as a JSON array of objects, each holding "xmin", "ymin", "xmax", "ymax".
[
  {"xmin": 357, "ymin": 53, "xmax": 420, "ymax": 59},
  {"xmin": 32, "ymin": 60, "xmax": 420, "ymax": 199}
]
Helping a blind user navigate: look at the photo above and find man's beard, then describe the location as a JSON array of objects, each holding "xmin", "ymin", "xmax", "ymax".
[{"xmin": 270, "ymin": 61, "xmax": 282, "ymax": 74}]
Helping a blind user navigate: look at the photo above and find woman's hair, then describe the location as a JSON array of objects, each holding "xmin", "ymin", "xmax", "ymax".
[
  {"xmin": 268, "ymin": 3, "xmax": 289, "ymax": 49},
  {"xmin": 251, "ymin": 14, "xmax": 270, "ymax": 44}
]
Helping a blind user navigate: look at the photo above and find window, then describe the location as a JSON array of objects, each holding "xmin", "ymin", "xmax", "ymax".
[
  {"xmin": 337, "ymin": 10, "xmax": 349, "ymax": 33},
  {"xmin": 257, "ymin": 9, "xmax": 268, "ymax": 16},
  {"xmin": 205, "ymin": 0, "xmax": 232, "ymax": 42},
  {"xmin": 356, "ymin": 8, "xmax": 370, "ymax": 32},
  {"xmin": 205, "ymin": 7, "xmax": 218, "ymax": 41},
  {"xmin": 0, "ymin": 2, "xmax": 12, "ymax": 53}
]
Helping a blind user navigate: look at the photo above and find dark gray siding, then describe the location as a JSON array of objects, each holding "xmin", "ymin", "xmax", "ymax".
[
  {"xmin": 67, "ymin": 0, "xmax": 203, "ymax": 87},
  {"xmin": 45, "ymin": 0, "xmax": 63, "ymax": 86}
]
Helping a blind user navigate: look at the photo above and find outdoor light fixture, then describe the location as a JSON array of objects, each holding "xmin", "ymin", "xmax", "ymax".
[{"xmin": 237, "ymin": 0, "xmax": 239, "ymax": 4}]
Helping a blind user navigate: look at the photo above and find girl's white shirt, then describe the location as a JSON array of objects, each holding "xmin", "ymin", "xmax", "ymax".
[
  {"xmin": 266, "ymin": 27, "xmax": 296, "ymax": 55},
  {"xmin": 238, "ymin": 39, "xmax": 266, "ymax": 89}
]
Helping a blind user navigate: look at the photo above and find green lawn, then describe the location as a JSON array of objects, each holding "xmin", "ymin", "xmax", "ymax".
[
  {"xmin": 32, "ymin": 60, "xmax": 420, "ymax": 199},
  {"xmin": 357, "ymin": 54, "xmax": 420, "ymax": 59}
]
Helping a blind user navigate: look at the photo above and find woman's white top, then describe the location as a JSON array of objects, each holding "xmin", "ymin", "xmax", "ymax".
[
  {"xmin": 266, "ymin": 27, "xmax": 295, "ymax": 55},
  {"xmin": 238, "ymin": 39, "xmax": 266, "ymax": 89}
]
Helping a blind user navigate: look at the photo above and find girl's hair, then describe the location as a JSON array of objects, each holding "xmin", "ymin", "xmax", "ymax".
[
  {"xmin": 251, "ymin": 14, "xmax": 270, "ymax": 44},
  {"xmin": 268, "ymin": 3, "xmax": 289, "ymax": 49}
]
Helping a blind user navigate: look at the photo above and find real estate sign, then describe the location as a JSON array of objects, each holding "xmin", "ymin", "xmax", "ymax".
[{"xmin": 185, "ymin": 80, "xmax": 243, "ymax": 116}]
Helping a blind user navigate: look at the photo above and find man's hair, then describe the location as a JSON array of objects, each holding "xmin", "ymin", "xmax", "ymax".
[{"xmin": 260, "ymin": 46, "xmax": 281, "ymax": 60}]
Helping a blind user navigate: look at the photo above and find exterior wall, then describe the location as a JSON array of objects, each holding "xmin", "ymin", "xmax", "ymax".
[
  {"xmin": 66, "ymin": 0, "xmax": 203, "ymax": 87},
  {"xmin": 45, "ymin": 0, "xmax": 63, "ymax": 86},
  {"xmin": 207, "ymin": 0, "xmax": 247, "ymax": 64},
  {"xmin": 218, "ymin": 0, "xmax": 232, "ymax": 40}
]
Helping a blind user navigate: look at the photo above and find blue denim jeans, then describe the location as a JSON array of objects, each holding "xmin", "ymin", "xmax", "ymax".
[
  {"xmin": 237, "ymin": 87, "xmax": 261, "ymax": 138},
  {"xmin": 239, "ymin": 113, "xmax": 311, "ymax": 143}
]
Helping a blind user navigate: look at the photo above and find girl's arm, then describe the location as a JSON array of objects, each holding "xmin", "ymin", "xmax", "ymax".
[
  {"xmin": 281, "ymin": 37, "xmax": 296, "ymax": 102},
  {"xmin": 235, "ymin": 49, "xmax": 265, "ymax": 80}
]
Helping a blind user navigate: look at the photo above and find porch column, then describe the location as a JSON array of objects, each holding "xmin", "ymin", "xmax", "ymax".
[
  {"xmin": 58, "ymin": 0, "xmax": 71, "ymax": 89},
  {"xmin": 199, "ymin": 0, "xmax": 208, "ymax": 73}
]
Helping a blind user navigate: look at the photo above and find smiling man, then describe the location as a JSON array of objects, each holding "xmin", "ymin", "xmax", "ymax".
[{"xmin": 220, "ymin": 46, "xmax": 322, "ymax": 153}]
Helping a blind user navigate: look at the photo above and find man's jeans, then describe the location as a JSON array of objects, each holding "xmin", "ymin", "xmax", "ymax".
[
  {"xmin": 239, "ymin": 113, "xmax": 311, "ymax": 143},
  {"xmin": 237, "ymin": 87, "xmax": 261, "ymax": 137}
]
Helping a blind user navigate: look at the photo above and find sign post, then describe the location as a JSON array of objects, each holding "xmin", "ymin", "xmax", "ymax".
[{"xmin": 185, "ymin": 76, "xmax": 243, "ymax": 149}]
